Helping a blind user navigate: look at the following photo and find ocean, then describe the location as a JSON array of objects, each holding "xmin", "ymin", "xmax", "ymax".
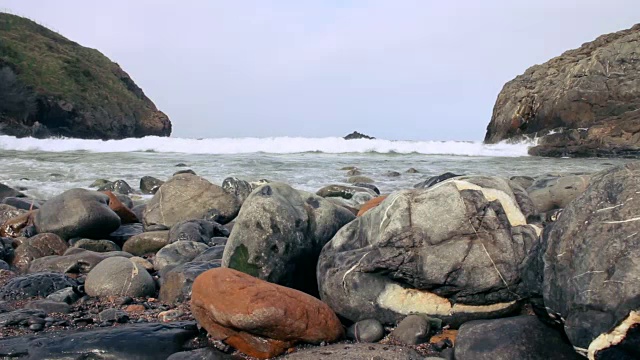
[{"xmin": 0, "ymin": 135, "xmax": 630, "ymax": 200}]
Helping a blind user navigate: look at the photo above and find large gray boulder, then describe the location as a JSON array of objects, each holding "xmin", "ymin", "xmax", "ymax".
[
  {"xmin": 527, "ymin": 174, "xmax": 591, "ymax": 213},
  {"xmin": 85, "ymin": 256, "xmax": 156, "ymax": 298},
  {"xmin": 34, "ymin": 189, "xmax": 121, "ymax": 240},
  {"xmin": 168, "ymin": 219, "xmax": 228, "ymax": 245},
  {"xmin": 222, "ymin": 182, "xmax": 356, "ymax": 295},
  {"xmin": 143, "ymin": 174, "xmax": 241, "ymax": 228},
  {"xmin": 318, "ymin": 176, "xmax": 541, "ymax": 327},
  {"xmin": 154, "ymin": 241, "xmax": 209, "ymax": 272},
  {"xmin": 543, "ymin": 162, "xmax": 640, "ymax": 359}
]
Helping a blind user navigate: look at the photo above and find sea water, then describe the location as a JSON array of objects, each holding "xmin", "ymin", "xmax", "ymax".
[{"xmin": 0, "ymin": 135, "xmax": 630, "ymax": 200}]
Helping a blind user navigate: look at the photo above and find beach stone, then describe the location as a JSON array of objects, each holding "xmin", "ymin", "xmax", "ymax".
[
  {"xmin": 166, "ymin": 347, "xmax": 234, "ymax": 360},
  {"xmin": 34, "ymin": 189, "xmax": 121, "ymax": 240},
  {"xmin": 455, "ymin": 316, "xmax": 581, "ymax": 360},
  {"xmin": 347, "ymin": 175, "xmax": 374, "ymax": 184},
  {"xmin": 318, "ymin": 176, "xmax": 540, "ymax": 327},
  {"xmin": 0, "ymin": 183, "xmax": 25, "ymax": 202},
  {"xmin": 85, "ymin": 256, "xmax": 156, "ymax": 298},
  {"xmin": 357, "ymin": 195, "xmax": 388, "ymax": 216},
  {"xmin": 0, "ymin": 308, "xmax": 45, "ymax": 327},
  {"xmin": 130, "ymin": 256, "xmax": 154, "ymax": 271},
  {"xmin": 0, "ymin": 260, "xmax": 9, "ymax": 270},
  {"xmin": 390, "ymin": 314, "xmax": 432, "ymax": 345},
  {"xmin": 99, "ymin": 308, "xmax": 130, "ymax": 323},
  {"xmin": 192, "ymin": 245, "xmax": 225, "ymax": 262},
  {"xmin": 527, "ymin": 174, "xmax": 591, "ymax": 213},
  {"xmin": 282, "ymin": 343, "xmax": 423, "ymax": 359},
  {"xmin": 1, "ymin": 197, "xmax": 40, "ymax": 210},
  {"xmin": 0, "ymin": 321, "xmax": 200, "ymax": 360},
  {"xmin": 159, "ymin": 260, "xmax": 220, "ymax": 304},
  {"xmin": 12, "ymin": 233, "xmax": 68, "ymax": 272},
  {"xmin": 346, "ymin": 169, "xmax": 362, "ymax": 176},
  {"xmin": 89, "ymin": 179, "xmax": 111, "ymax": 188},
  {"xmin": 0, "ymin": 272, "xmax": 77, "ymax": 300},
  {"xmin": 116, "ymin": 193, "xmax": 134, "ymax": 208},
  {"xmin": 221, "ymin": 177, "xmax": 253, "ymax": 204},
  {"xmin": 414, "ymin": 172, "xmax": 462, "ymax": 189},
  {"xmin": 132, "ymin": 204, "xmax": 146, "ymax": 221},
  {"xmin": 108, "ymin": 223, "xmax": 144, "ymax": 245},
  {"xmin": 0, "ymin": 204, "xmax": 26, "ymax": 226},
  {"xmin": 0, "ymin": 210, "xmax": 35, "ymax": 238},
  {"xmin": 169, "ymin": 219, "xmax": 229, "ymax": 245},
  {"xmin": 140, "ymin": 176, "xmax": 164, "ymax": 195},
  {"xmin": 123, "ymin": 230, "xmax": 170, "ymax": 256},
  {"xmin": 98, "ymin": 179, "xmax": 134, "ymax": 195},
  {"xmin": 407, "ymin": 168, "xmax": 419, "ymax": 173},
  {"xmin": 352, "ymin": 182, "xmax": 380, "ymax": 195},
  {"xmin": 316, "ymin": 184, "xmax": 377, "ymax": 200},
  {"xmin": 174, "ymin": 169, "xmax": 196, "ymax": 176},
  {"xmin": 510, "ymin": 175, "xmax": 536, "ymax": 190},
  {"xmin": 222, "ymin": 182, "xmax": 355, "ymax": 295},
  {"xmin": 191, "ymin": 268, "xmax": 344, "ymax": 359},
  {"xmin": 46, "ymin": 287, "xmax": 81, "ymax": 304},
  {"xmin": 543, "ymin": 163, "xmax": 640, "ymax": 359},
  {"xmin": 29, "ymin": 248, "xmax": 132, "ymax": 274},
  {"xmin": 385, "ymin": 171, "xmax": 401, "ymax": 177},
  {"xmin": 324, "ymin": 198, "xmax": 359, "ymax": 216},
  {"xmin": 346, "ymin": 318, "xmax": 385, "ymax": 343},
  {"xmin": 102, "ymin": 191, "xmax": 139, "ymax": 223},
  {"xmin": 143, "ymin": 173, "xmax": 241, "ymax": 228},
  {"xmin": 72, "ymin": 239, "xmax": 121, "ymax": 252},
  {"xmin": 154, "ymin": 241, "xmax": 209, "ymax": 271},
  {"xmin": 25, "ymin": 299, "xmax": 71, "ymax": 314}
]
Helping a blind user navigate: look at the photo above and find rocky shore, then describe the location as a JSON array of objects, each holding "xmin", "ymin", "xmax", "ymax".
[{"xmin": 0, "ymin": 164, "xmax": 637, "ymax": 359}]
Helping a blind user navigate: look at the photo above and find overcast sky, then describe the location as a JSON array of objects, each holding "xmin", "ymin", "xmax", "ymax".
[{"xmin": 1, "ymin": 1, "xmax": 638, "ymax": 140}]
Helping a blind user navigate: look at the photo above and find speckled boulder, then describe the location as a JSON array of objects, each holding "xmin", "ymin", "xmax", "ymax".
[{"xmin": 85, "ymin": 256, "xmax": 156, "ymax": 298}]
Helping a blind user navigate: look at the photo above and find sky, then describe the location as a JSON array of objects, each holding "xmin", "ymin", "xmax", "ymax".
[{"xmin": 0, "ymin": 1, "xmax": 638, "ymax": 140}]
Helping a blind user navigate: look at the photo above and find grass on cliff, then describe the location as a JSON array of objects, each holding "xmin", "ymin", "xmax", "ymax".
[{"xmin": 0, "ymin": 12, "xmax": 147, "ymax": 113}]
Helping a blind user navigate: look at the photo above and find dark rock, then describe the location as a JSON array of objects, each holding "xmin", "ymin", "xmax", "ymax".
[
  {"xmin": 543, "ymin": 162, "xmax": 640, "ymax": 358},
  {"xmin": 108, "ymin": 223, "xmax": 144, "ymax": 246},
  {"xmin": 209, "ymin": 237, "xmax": 227, "ymax": 246},
  {"xmin": 34, "ymin": 189, "xmax": 121, "ymax": 240},
  {"xmin": 99, "ymin": 308, "xmax": 130, "ymax": 323},
  {"xmin": 123, "ymin": 230, "xmax": 170, "ymax": 256},
  {"xmin": 352, "ymin": 182, "xmax": 381, "ymax": 195},
  {"xmin": 192, "ymin": 245, "xmax": 225, "ymax": 262},
  {"xmin": 316, "ymin": 184, "xmax": 377, "ymax": 200},
  {"xmin": 346, "ymin": 318, "xmax": 385, "ymax": 343},
  {"xmin": 344, "ymin": 131, "xmax": 375, "ymax": 140},
  {"xmin": 0, "ymin": 236, "xmax": 16, "ymax": 263},
  {"xmin": 221, "ymin": 177, "xmax": 253, "ymax": 204},
  {"xmin": 175, "ymin": 163, "xmax": 188, "ymax": 167},
  {"xmin": 222, "ymin": 182, "xmax": 355, "ymax": 296},
  {"xmin": 174, "ymin": 169, "xmax": 196, "ymax": 176},
  {"xmin": 24, "ymin": 299, "xmax": 71, "ymax": 314},
  {"xmin": 1, "ymin": 197, "xmax": 40, "ymax": 210},
  {"xmin": 406, "ymin": 168, "xmax": 419, "ymax": 173},
  {"xmin": 0, "ymin": 183, "xmax": 25, "ymax": 202},
  {"xmin": 98, "ymin": 179, "xmax": 134, "ymax": 195},
  {"xmin": 318, "ymin": 176, "xmax": 540, "ymax": 327},
  {"xmin": 143, "ymin": 173, "xmax": 241, "ymax": 228},
  {"xmin": 384, "ymin": 171, "xmax": 401, "ymax": 177},
  {"xmin": 166, "ymin": 348, "xmax": 234, "ymax": 360},
  {"xmin": 414, "ymin": 172, "xmax": 462, "ymax": 189},
  {"xmin": 154, "ymin": 241, "xmax": 209, "ymax": 271},
  {"xmin": 0, "ymin": 321, "xmax": 199, "ymax": 360},
  {"xmin": 132, "ymin": 204, "xmax": 146, "ymax": 221},
  {"xmin": 29, "ymin": 248, "xmax": 132, "ymax": 274},
  {"xmin": 454, "ymin": 316, "xmax": 581, "ymax": 360},
  {"xmin": 115, "ymin": 193, "xmax": 134, "ymax": 208},
  {"xmin": 390, "ymin": 314, "xmax": 432, "ymax": 345},
  {"xmin": 29, "ymin": 323, "xmax": 43, "ymax": 331},
  {"xmin": 169, "ymin": 219, "xmax": 229, "ymax": 245},
  {"xmin": 0, "ymin": 308, "xmax": 45, "ymax": 327},
  {"xmin": 282, "ymin": 343, "xmax": 422, "ymax": 359},
  {"xmin": 12, "ymin": 233, "xmax": 68, "ymax": 272},
  {"xmin": 85, "ymin": 256, "xmax": 156, "ymax": 298},
  {"xmin": 0, "ymin": 204, "xmax": 26, "ymax": 227},
  {"xmin": 46, "ymin": 287, "xmax": 82, "ymax": 304},
  {"xmin": 140, "ymin": 176, "xmax": 164, "ymax": 195},
  {"xmin": 159, "ymin": 260, "xmax": 221, "ymax": 304},
  {"xmin": 0, "ymin": 272, "xmax": 77, "ymax": 300},
  {"xmin": 0, "ymin": 260, "xmax": 9, "ymax": 270},
  {"xmin": 72, "ymin": 238, "xmax": 121, "ymax": 252}
]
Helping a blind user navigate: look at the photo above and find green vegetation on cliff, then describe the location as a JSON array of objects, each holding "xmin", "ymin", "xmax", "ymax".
[{"xmin": 0, "ymin": 12, "xmax": 171, "ymax": 139}]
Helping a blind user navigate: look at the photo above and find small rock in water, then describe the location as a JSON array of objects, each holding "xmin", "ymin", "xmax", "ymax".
[
  {"xmin": 384, "ymin": 171, "xmax": 401, "ymax": 177},
  {"xmin": 173, "ymin": 169, "xmax": 196, "ymax": 176},
  {"xmin": 347, "ymin": 175, "xmax": 374, "ymax": 184},
  {"xmin": 346, "ymin": 318, "xmax": 385, "ymax": 343},
  {"xmin": 346, "ymin": 169, "xmax": 362, "ymax": 176},
  {"xmin": 140, "ymin": 176, "xmax": 164, "ymax": 195},
  {"xmin": 89, "ymin": 179, "xmax": 111, "ymax": 188},
  {"xmin": 340, "ymin": 166, "xmax": 358, "ymax": 171},
  {"xmin": 175, "ymin": 163, "xmax": 188, "ymax": 167},
  {"xmin": 406, "ymin": 168, "xmax": 419, "ymax": 173}
]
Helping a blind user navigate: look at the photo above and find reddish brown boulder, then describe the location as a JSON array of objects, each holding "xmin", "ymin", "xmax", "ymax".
[
  {"xmin": 191, "ymin": 268, "xmax": 344, "ymax": 359},
  {"xmin": 357, "ymin": 195, "xmax": 387, "ymax": 216},
  {"xmin": 102, "ymin": 191, "xmax": 138, "ymax": 224},
  {"xmin": 12, "ymin": 233, "xmax": 68, "ymax": 272},
  {"xmin": 0, "ymin": 210, "xmax": 36, "ymax": 238}
]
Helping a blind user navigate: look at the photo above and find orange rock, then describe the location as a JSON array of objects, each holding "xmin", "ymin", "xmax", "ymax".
[
  {"xmin": 125, "ymin": 304, "xmax": 146, "ymax": 313},
  {"xmin": 430, "ymin": 329, "xmax": 458, "ymax": 346},
  {"xmin": 0, "ymin": 210, "xmax": 37, "ymax": 238},
  {"xmin": 101, "ymin": 191, "xmax": 138, "ymax": 224},
  {"xmin": 357, "ymin": 195, "xmax": 388, "ymax": 216},
  {"xmin": 191, "ymin": 268, "xmax": 344, "ymax": 359}
]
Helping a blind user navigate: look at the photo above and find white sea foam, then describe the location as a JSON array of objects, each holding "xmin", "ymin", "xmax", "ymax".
[{"xmin": 0, "ymin": 135, "xmax": 532, "ymax": 157}]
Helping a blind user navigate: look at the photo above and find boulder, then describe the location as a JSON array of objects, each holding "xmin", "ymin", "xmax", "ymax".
[
  {"xmin": 0, "ymin": 210, "xmax": 35, "ymax": 238},
  {"xmin": 85, "ymin": 256, "xmax": 156, "ymax": 298},
  {"xmin": 1, "ymin": 197, "xmax": 40, "ymax": 210},
  {"xmin": 346, "ymin": 318, "xmax": 385, "ymax": 343},
  {"xmin": 221, "ymin": 177, "xmax": 252, "ymax": 204},
  {"xmin": 89, "ymin": 179, "xmax": 111, "ymax": 188},
  {"xmin": 0, "ymin": 183, "xmax": 25, "ymax": 202},
  {"xmin": 390, "ymin": 314, "xmax": 433, "ymax": 345},
  {"xmin": 191, "ymin": 268, "xmax": 344, "ymax": 359},
  {"xmin": 0, "ymin": 204, "xmax": 26, "ymax": 225},
  {"xmin": 102, "ymin": 191, "xmax": 139, "ymax": 223},
  {"xmin": 282, "ymin": 343, "xmax": 423, "ymax": 360},
  {"xmin": 140, "ymin": 176, "xmax": 164, "ymax": 195},
  {"xmin": 222, "ymin": 182, "xmax": 355, "ymax": 295},
  {"xmin": 143, "ymin": 174, "xmax": 241, "ymax": 228},
  {"xmin": 12, "ymin": 233, "xmax": 68, "ymax": 272},
  {"xmin": 316, "ymin": 184, "xmax": 377, "ymax": 200},
  {"xmin": 543, "ymin": 162, "xmax": 640, "ymax": 359},
  {"xmin": 318, "ymin": 176, "xmax": 541, "ymax": 327},
  {"xmin": 347, "ymin": 175, "xmax": 374, "ymax": 184},
  {"xmin": 192, "ymin": 245, "xmax": 225, "ymax": 262},
  {"xmin": 526, "ymin": 174, "xmax": 591, "ymax": 213},
  {"xmin": 123, "ymin": 230, "xmax": 170, "ymax": 256},
  {"xmin": 24, "ymin": 299, "xmax": 71, "ymax": 314},
  {"xmin": 159, "ymin": 260, "xmax": 221, "ymax": 304},
  {"xmin": 29, "ymin": 248, "xmax": 132, "ymax": 274},
  {"xmin": 34, "ymin": 189, "xmax": 121, "ymax": 240},
  {"xmin": 108, "ymin": 223, "xmax": 144, "ymax": 245},
  {"xmin": 0, "ymin": 272, "xmax": 77, "ymax": 300},
  {"xmin": 454, "ymin": 316, "xmax": 581, "ymax": 360},
  {"xmin": 154, "ymin": 241, "xmax": 209, "ymax": 271},
  {"xmin": 98, "ymin": 180, "xmax": 134, "ymax": 195},
  {"xmin": 352, "ymin": 182, "xmax": 380, "ymax": 195},
  {"xmin": 414, "ymin": 172, "xmax": 462, "ymax": 189},
  {"xmin": 72, "ymin": 239, "xmax": 121, "ymax": 252},
  {"xmin": 346, "ymin": 169, "xmax": 362, "ymax": 176},
  {"xmin": 169, "ymin": 219, "xmax": 229, "ymax": 245}
]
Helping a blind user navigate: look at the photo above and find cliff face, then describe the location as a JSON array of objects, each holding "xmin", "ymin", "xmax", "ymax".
[
  {"xmin": 0, "ymin": 13, "xmax": 171, "ymax": 139},
  {"xmin": 484, "ymin": 23, "xmax": 640, "ymax": 156}
]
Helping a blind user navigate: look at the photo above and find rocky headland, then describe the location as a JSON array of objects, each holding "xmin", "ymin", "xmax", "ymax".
[
  {"xmin": 0, "ymin": 13, "xmax": 171, "ymax": 139},
  {"xmin": 485, "ymin": 23, "xmax": 640, "ymax": 157},
  {"xmin": 0, "ymin": 163, "xmax": 637, "ymax": 360}
]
